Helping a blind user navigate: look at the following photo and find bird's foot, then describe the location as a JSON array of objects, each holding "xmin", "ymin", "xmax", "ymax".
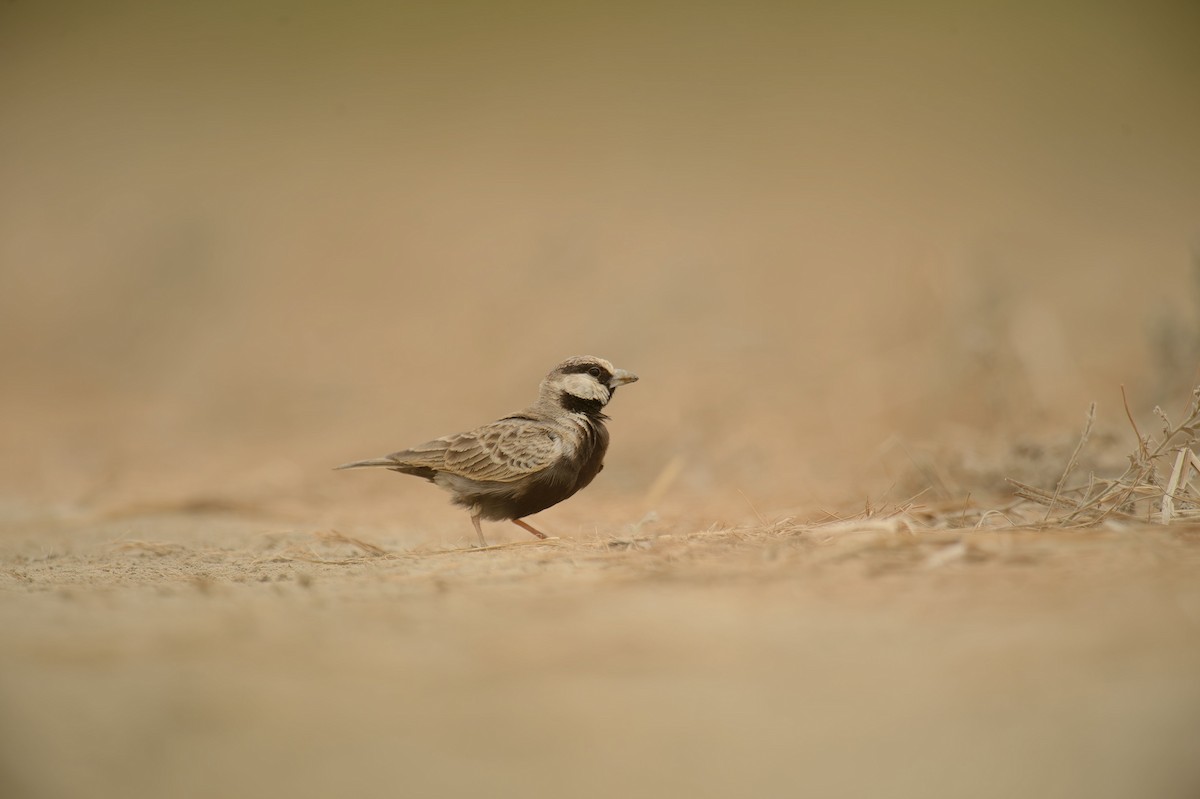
[{"xmin": 512, "ymin": 518, "xmax": 549, "ymax": 539}]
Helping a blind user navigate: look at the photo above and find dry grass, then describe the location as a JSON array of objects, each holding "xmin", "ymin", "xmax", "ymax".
[{"xmin": 1008, "ymin": 386, "xmax": 1200, "ymax": 528}]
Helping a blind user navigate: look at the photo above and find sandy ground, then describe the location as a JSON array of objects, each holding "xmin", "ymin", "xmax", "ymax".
[{"xmin": 3, "ymin": 509, "xmax": 1200, "ymax": 799}]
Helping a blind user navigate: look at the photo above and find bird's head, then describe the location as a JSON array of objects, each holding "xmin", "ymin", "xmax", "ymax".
[{"xmin": 540, "ymin": 355, "xmax": 639, "ymax": 415}]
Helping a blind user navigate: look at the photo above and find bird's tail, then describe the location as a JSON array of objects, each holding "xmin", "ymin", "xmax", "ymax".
[{"xmin": 333, "ymin": 457, "xmax": 395, "ymax": 470}]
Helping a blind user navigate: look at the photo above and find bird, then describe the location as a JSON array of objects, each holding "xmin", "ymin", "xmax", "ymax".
[{"xmin": 335, "ymin": 356, "xmax": 639, "ymax": 547}]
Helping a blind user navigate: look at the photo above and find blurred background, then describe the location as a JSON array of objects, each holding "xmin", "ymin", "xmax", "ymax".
[
  {"xmin": 2, "ymin": 0, "xmax": 1199, "ymax": 530},
  {"xmin": 5, "ymin": 6, "xmax": 1200, "ymax": 799}
]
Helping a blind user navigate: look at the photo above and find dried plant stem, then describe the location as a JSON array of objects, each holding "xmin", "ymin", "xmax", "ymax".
[
  {"xmin": 1121, "ymin": 385, "xmax": 1151, "ymax": 462},
  {"xmin": 1043, "ymin": 402, "xmax": 1095, "ymax": 522},
  {"xmin": 1008, "ymin": 384, "xmax": 1200, "ymax": 528},
  {"xmin": 1161, "ymin": 448, "xmax": 1188, "ymax": 524}
]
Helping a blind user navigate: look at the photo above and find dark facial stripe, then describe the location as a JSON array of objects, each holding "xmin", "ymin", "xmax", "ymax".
[
  {"xmin": 559, "ymin": 392, "xmax": 609, "ymax": 418},
  {"xmin": 559, "ymin": 362, "xmax": 613, "ymax": 384}
]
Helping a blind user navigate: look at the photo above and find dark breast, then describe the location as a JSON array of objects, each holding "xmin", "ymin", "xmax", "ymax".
[{"xmin": 473, "ymin": 416, "xmax": 610, "ymax": 521}]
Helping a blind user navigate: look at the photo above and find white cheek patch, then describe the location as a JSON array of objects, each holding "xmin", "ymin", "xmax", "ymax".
[{"xmin": 560, "ymin": 373, "xmax": 610, "ymax": 404}]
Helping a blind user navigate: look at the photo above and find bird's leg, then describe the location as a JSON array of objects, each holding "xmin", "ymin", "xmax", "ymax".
[
  {"xmin": 512, "ymin": 518, "xmax": 548, "ymax": 540},
  {"xmin": 471, "ymin": 514, "xmax": 488, "ymax": 547}
]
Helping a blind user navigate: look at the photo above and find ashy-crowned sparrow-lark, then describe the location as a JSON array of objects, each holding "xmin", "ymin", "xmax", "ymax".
[{"xmin": 336, "ymin": 356, "xmax": 638, "ymax": 546}]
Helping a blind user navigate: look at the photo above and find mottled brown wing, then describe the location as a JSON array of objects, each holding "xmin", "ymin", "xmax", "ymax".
[
  {"xmin": 437, "ymin": 418, "xmax": 564, "ymax": 482},
  {"xmin": 386, "ymin": 418, "xmax": 563, "ymax": 483}
]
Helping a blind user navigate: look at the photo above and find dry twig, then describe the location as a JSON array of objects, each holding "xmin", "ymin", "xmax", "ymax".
[{"xmin": 1009, "ymin": 385, "xmax": 1200, "ymax": 527}]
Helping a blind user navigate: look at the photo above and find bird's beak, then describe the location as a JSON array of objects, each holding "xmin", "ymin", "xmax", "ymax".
[{"xmin": 609, "ymin": 368, "xmax": 639, "ymax": 388}]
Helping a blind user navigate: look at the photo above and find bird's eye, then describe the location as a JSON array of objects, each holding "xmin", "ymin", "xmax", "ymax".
[{"xmin": 588, "ymin": 366, "xmax": 602, "ymax": 378}]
